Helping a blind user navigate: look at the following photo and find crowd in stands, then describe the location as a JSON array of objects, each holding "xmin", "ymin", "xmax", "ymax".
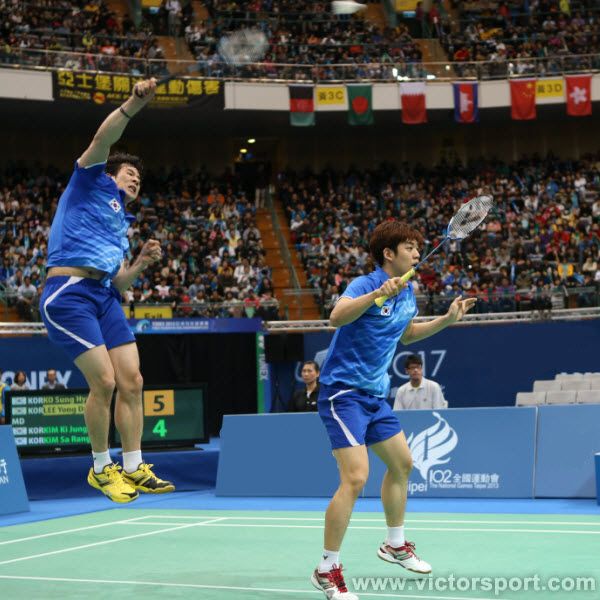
[
  {"xmin": 279, "ymin": 156, "xmax": 600, "ymax": 316},
  {"xmin": 184, "ymin": 0, "xmax": 423, "ymax": 80},
  {"xmin": 0, "ymin": 164, "xmax": 279, "ymax": 321},
  {"xmin": 443, "ymin": 0, "xmax": 600, "ymax": 78},
  {"xmin": 0, "ymin": 0, "xmax": 167, "ymax": 75}
]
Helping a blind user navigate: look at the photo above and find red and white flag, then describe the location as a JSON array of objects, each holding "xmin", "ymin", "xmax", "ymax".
[
  {"xmin": 400, "ymin": 82, "xmax": 427, "ymax": 125},
  {"xmin": 565, "ymin": 75, "xmax": 592, "ymax": 117}
]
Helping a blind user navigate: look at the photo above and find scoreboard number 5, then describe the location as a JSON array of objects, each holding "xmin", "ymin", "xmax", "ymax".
[{"xmin": 143, "ymin": 390, "xmax": 175, "ymax": 416}]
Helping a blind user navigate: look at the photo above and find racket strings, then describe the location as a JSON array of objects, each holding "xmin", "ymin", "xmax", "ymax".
[{"xmin": 448, "ymin": 195, "xmax": 493, "ymax": 240}]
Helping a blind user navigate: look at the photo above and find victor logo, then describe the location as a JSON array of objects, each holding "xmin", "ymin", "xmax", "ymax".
[{"xmin": 407, "ymin": 412, "xmax": 458, "ymax": 481}]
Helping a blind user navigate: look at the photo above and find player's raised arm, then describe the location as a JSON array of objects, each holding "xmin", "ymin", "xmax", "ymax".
[
  {"xmin": 329, "ymin": 277, "xmax": 406, "ymax": 328},
  {"xmin": 78, "ymin": 78, "xmax": 157, "ymax": 168}
]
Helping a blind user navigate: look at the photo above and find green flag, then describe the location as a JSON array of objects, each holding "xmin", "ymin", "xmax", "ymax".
[{"xmin": 347, "ymin": 84, "xmax": 374, "ymax": 125}]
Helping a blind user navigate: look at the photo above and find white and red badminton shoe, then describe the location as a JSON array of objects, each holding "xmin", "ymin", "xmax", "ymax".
[
  {"xmin": 311, "ymin": 564, "xmax": 359, "ymax": 599},
  {"xmin": 377, "ymin": 541, "xmax": 432, "ymax": 574}
]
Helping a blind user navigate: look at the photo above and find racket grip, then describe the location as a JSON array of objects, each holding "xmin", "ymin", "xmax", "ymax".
[{"xmin": 374, "ymin": 268, "xmax": 416, "ymax": 308}]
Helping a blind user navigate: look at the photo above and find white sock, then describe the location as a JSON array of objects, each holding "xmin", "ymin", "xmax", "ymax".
[
  {"xmin": 92, "ymin": 450, "xmax": 112, "ymax": 474},
  {"xmin": 319, "ymin": 549, "xmax": 340, "ymax": 573},
  {"xmin": 386, "ymin": 525, "xmax": 405, "ymax": 548},
  {"xmin": 123, "ymin": 450, "xmax": 143, "ymax": 473}
]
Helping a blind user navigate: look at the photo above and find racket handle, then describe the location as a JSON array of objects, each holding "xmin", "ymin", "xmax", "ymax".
[{"xmin": 374, "ymin": 268, "xmax": 416, "ymax": 308}]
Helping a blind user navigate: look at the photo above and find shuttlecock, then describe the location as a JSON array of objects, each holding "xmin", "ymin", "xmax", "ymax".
[{"xmin": 332, "ymin": 1, "xmax": 367, "ymax": 15}]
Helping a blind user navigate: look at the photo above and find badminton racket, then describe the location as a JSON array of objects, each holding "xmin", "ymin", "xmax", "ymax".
[{"xmin": 374, "ymin": 195, "xmax": 494, "ymax": 307}]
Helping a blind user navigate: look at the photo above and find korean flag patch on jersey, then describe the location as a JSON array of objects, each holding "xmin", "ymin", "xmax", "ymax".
[
  {"xmin": 109, "ymin": 198, "xmax": 121, "ymax": 213},
  {"xmin": 380, "ymin": 305, "xmax": 391, "ymax": 316}
]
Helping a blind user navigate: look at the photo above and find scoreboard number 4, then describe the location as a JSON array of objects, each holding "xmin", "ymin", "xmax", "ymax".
[{"xmin": 143, "ymin": 390, "xmax": 175, "ymax": 416}]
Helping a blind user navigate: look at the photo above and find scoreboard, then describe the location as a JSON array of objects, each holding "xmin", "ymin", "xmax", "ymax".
[
  {"xmin": 9, "ymin": 390, "xmax": 90, "ymax": 452},
  {"xmin": 7, "ymin": 386, "xmax": 207, "ymax": 454},
  {"xmin": 114, "ymin": 388, "xmax": 207, "ymax": 448}
]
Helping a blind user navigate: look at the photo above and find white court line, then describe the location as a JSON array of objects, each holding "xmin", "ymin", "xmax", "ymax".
[
  {"xmin": 0, "ymin": 575, "xmax": 501, "ymax": 600},
  {"xmin": 137, "ymin": 515, "xmax": 600, "ymax": 526},
  {"xmin": 0, "ymin": 518, "xmax": 227, "ymax": 567},
  {"xmin": 0, "ymin": 516, "xmax": 150, "ymax": 546},
  {"xmin": 134, "ymin": 522, "xmax": 600, "ymax": 535}
]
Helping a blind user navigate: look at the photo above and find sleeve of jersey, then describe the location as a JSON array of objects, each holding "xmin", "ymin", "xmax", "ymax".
[
  {"xmin": 71, "ymin": 160, "xmax": 107, "ymax": 188},
  {"xmin": 340, "ymin": 275, "xmax": 377, "ymax": 300}
]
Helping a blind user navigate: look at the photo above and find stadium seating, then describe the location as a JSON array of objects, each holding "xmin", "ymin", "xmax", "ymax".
[
  {"xmin": 546, "ymin": 390, "xmax": 577, "ymax": 405},
  {"xmin": 560, "ymin": 381, "xmax": 591, "ymax": 391},
  {"xmin": 533, "ymin": 380, "xmax": 562, "ymax": 392},
  {"xmin": 576, "ymin": 390, "xmax": 600, "ymax": 404},
  {"xmin": 516, "ymin": 391, "xmax": 546, "ymax": 406},
  {"xmin": 278, "ymin": 157, "xmax": 600, "ymax": 317},
  {"xmin": 0, "ymin": 165, "xmax": 279, "ymax": 320}
]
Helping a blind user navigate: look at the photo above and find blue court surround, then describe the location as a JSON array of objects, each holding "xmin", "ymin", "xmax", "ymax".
[{"xmin": 1, "ymin": 492, "xmax": 599, "ymax": 528}]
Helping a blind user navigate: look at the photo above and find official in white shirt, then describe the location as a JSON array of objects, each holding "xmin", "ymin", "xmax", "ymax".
[{"xmin": 393, "ymin": 354, "xmax": 447, "ymax": 410}]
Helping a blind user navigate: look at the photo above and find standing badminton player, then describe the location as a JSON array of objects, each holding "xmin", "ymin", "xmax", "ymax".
[
  {"xmin": 311, "ymin": 221, "xmax": 476, "ymax": 599},
  {"xmin": 40, "ymin": 77, "xmax": 174, "ymax": 503}
]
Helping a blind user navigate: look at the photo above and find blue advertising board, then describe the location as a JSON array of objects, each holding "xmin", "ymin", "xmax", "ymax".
[
  {"xmin": 366, "ymin": 407, "xmax": 536, "ymax": 498},
  {"xmin": 274, "ymin": 320, "xmax": 600, "ymax": 410},
  {"xmin": 0, "ymin": 425, "xmax": 30, "ymax": 515},
  {"xmin": 216, "ymin": 407, "xmax": 537, "ymax": 498},
  {"xmin": 129, "ymin": 318, "xmax": 262, "ymax": 334}
]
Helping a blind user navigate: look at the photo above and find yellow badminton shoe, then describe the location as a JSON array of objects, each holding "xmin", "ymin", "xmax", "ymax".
[
  {"xmin": 87, "ymin": 463, "xmax": 139, "ymax": 503},
  {"xmin": 121, "ymin": 462, "xmax": 175, "ymax": 494}
]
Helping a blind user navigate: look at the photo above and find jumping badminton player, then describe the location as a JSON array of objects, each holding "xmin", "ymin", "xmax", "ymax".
[
  {"xmin": 311, "ymin": 221, "xmax": 477, "ymax": 599},
  {"xmin": 40, "ymin": 77, "xmax": 174, "ymax": 503}
]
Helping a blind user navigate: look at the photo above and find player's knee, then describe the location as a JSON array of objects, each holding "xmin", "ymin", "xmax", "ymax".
[
  {"xmin": 119, "ymin": 372, "xmax": 143, "ymax": 399},
  {"xmin": 92, "ymin": 374, "xmax": 116, "ymax": 401},
  {"xmin": 343, "ymin": 470, "xmax": 369, "ymax": 495}
]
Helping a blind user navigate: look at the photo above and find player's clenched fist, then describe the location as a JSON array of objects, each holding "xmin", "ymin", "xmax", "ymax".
[
  {"xmin": 138, "ymin": 239, "xmax": 162, "ymax": 266},
  {"xmin": 132, "ymin": 78, "xmax": 157, "ymax": 104},
  {"xmin": 375, "ymin": 277, "xmax": 406, "ymax": 301}
]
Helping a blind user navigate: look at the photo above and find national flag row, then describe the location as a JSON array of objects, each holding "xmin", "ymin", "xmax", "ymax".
[{"xmin": 289, "ymin": 75, "xmax": 593, "ymax": 126}]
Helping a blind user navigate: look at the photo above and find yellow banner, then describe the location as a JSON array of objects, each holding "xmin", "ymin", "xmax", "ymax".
[
  {"xmin": 536, "ymin": 79, "xmax": 564, "ymax": 98},
  {"xmin": 53, "ymin": 71, "xmax": 222, "ymax": 108},
  {"xmin": 396, "ymin": 0, "xmax": 418, "ymax": 11},
  {"xmin": 133, "ymin": 305, "xmax": 173, "ymax": 319},
  {"xmin": 316, "ymin": 86, "xmax": 347, "ymax": 106}
]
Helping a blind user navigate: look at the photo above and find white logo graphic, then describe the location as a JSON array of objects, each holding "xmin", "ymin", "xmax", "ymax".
[
  {"xmin": 109, "ymin": 198, "xmax": 121, "ymax": 213},
  {"xmin": 0, "ymin": 458, "xmax": 8, "ymax": 485},
  {"xmin": 407, "ymin": 412, "xmax": 458, "ymax": 481},
  {"xmin": 381, "ymin": 305, "xmax": 391, "ymax": 316},
  {"xmin": 459, "ymin": 91, "xmax": 472, "ymax": 114},
  {"xmin": 570, "ymin": 86, "xmax": 587, "ymax": 105}
]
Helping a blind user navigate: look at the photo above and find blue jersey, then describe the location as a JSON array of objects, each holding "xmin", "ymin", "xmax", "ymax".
[
  {"xmin": 47, "ymin": 162, "xmax": 135, "ymax": 284},
  {"xmin": 320, "ymin": 266, "xmax": 418, "ymax": 398}
]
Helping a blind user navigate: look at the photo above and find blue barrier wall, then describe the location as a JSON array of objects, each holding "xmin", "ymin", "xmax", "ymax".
[
  {"xmin": 0, "ymin": 425, "xmax": 30, "ymax": 515},
  {"xmin": 216, "ymin": 407, "xmax": 537, "ymax": 498},
  {"xmin": 535, "ymin": 405, "xmax": 600, "ymax": 498},
  {"xmin": 272, "ymin": 320, "xmax": 600, "ymax": 410}
]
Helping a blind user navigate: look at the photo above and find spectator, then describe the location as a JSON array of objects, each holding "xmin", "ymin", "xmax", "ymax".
[
  {"xmin": 42, "ymin": 369, "xmax": 66, "ymax": 390},
  {"xmin": 393, "ymin": 354, "xmax": 447, "ymax": 410},
  {"xmin": 11, "ymin": 370, "xmax": 30, "ymax": 391},
  {"xmin": 288, "ymin": 360, "xmax": 320, "ymax": 412}
]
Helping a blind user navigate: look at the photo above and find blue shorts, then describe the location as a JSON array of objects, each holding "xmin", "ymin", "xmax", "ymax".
[
  {"xmin": 318, "ymin": 383, "xmax": 402, "ymax": 450},
  {"xmin": 40, "ymin": 276, "xmax": 135, "ymax": 361}
]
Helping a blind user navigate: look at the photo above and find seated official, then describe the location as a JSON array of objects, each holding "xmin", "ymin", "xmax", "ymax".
[
  {"xmin": 393, "ymin": 354, "xmax": 448, "ymax": 410},
  {"xmin": 289, "ymin": 360, "xmax": 320, "ymax": 412}
]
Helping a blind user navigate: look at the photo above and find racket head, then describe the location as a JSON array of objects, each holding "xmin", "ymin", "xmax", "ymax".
[
  {"xmin": 217, "ymin": 28, "xmax": 269, "ymax": 65},
  {"xmin": 447, "ymin": 195, "xmax": 494, "ymax": 240}
]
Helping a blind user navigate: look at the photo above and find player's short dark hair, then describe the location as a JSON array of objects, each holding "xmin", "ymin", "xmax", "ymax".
[
  {"xmin": 369, "ymin": 221, "xmax": 424, "ymax": 266},
  {"xmin": 405, "ymin": 354, "xmax": 423, "ymax": 369},
  {"xmin": 302, "ymin": 360, "xmax": 320, "ymax": 373},
  {"xmin": 106, "ymin": 153, "xmax": 144, "ymax": 179}
]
